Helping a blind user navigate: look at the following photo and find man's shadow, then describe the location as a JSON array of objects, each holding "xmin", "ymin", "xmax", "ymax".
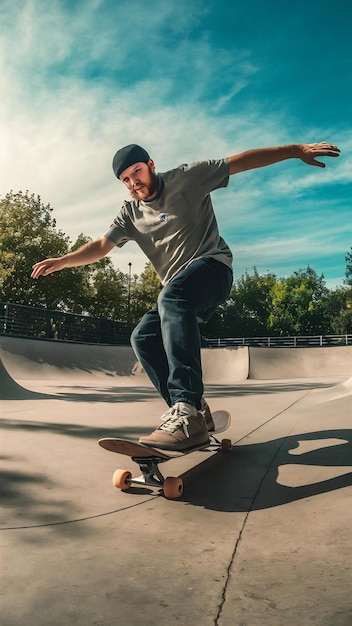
[{"xmin": 181, "ymin": 429, "xmax": 352, "ymax": 511}]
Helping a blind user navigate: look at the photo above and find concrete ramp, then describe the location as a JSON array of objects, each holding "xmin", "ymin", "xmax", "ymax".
[
  {"xmin": 0, "ymin": 335, "xmax": 139, "ymax": 381},
  {"xmin": 1, "ymin": 337, "xmax": 352, "ymax": 397},
  {"xmin": 249, "ymin": 346, "xmax": 352, "ymax": 379},
  {"xmin": 0, "ymin": 356, "xmax": 37, "ymax": 400},
  {"xmin": 0, "ymin": 336, "xmax": 249, "ymax": 393},
  {"xmin": 202, "ymin": 347, "xmax": 248, "ymax": 384}
]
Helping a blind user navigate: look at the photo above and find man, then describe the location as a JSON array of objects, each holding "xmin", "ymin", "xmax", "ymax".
[{"xmin": 32, "ymin": 141, "xmax": 340, "ymax": 451}]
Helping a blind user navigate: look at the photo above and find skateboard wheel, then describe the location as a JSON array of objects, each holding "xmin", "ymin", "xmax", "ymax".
[
  {"xmin": 221, "ymin": 438, "xmax": 232, "ymax": 453},
  {"xmin": 112, "ymin": 469, "xmax": 132, "ymax": 490},
  {"xmin": 163, "ymin": 476, "xmax": 183, "ymax": 499}
]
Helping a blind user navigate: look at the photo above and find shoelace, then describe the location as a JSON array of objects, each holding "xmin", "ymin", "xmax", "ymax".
[{"xmin": 159, "ymin": 407, "xmax": 190, "ymax": 437}]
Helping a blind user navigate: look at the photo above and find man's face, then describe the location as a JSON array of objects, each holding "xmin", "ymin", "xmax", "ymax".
[{"xmin": 120, "ymin": 160, "xmax": 158, "ymax": 201}]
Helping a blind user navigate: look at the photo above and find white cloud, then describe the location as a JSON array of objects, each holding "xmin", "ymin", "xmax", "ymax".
[
  {"xmin": 232, "ymin": 235, "xmax": 348, "ymax": 287},
  {"xmin": 0, "ymin": 0, "xmax": 350, "ymax": 289}
]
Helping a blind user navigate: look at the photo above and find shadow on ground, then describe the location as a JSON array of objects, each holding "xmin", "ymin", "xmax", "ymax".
[
  {"xmin": 1, "ymin": 380, "xmax": 337, "ymax": 402},
  {"xmin": 180, "ymin": 428, "xmax": 352, "ymax": 512},
  {"xmin": 1, "ymin": 427, "xmax": 351, "ymax": 534}
]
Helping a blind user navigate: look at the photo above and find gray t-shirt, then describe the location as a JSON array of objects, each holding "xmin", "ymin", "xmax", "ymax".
[{"xmin": 105, "ymin": 158, "xmax": 233, "ymax": 285}]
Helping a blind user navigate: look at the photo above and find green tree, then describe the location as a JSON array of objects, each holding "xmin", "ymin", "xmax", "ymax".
[
  {"xmin": 268, "ymin": 267, "xmax": 328, "ymax": 335},
  {"xmin": 131, "ymin": 262, "xmax": 162, "ymax": 322},
  {"xmin": 345, "ymin": 247, "xmax": 352, "ymax": 287},
  {"xmin": 323, "ymin": 250, "xmax": 352, "ymax": 334},
  {"xmin": 322, "ymin": 288, "xmax": 352, "ymax": 334},
  {"xmin": 67, "ymin": 233, "xmax": 115, "ymax": 314},
  {"xmin": 0, "ymin": 191, "xmax": 116, "ymax": 312},
  {"xmin": 202, "ymin": 269, "xmax": 278, "ymax": 338},
  {"xmin": 233, "ymin": 268, "xmax": 277, "ymax": 335},
  {"xmin": 0, "ymin": 191, "xmax": 72, "ymax": 307},
  {"xmin": 89, "ymin": 266, "xmax": 128, "ymax": 320}
]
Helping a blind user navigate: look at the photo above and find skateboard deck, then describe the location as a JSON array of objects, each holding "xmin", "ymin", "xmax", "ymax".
[{"xmin": 98, "ymin": 410, "xmax": 231, "ymax": 499}]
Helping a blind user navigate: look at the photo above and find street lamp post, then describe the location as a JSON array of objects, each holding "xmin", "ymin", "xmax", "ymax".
[{"xmin": 127, "ymin": 262, "xmax": 132, "ymax": 323}]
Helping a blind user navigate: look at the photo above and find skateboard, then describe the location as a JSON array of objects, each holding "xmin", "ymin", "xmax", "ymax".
[{"xmin": 98, "ymin": 410, "xmax": 231, "ymax": 499}]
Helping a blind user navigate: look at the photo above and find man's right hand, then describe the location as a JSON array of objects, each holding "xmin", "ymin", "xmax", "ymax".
[
  {"xmin": 31, "ymin": 236, "xmax": 116, "ymax": 279},
  {"xmin": 31, "ymin": 257, "xmax": 67, "ymax": 279}
]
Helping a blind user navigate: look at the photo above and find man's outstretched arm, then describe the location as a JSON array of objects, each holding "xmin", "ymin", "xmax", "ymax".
[
  {"xmin": 31, "ymin": 236, "xmax": 115, "ymax": 279},
  {"xmin": 228, "ymin": 142, "xmax": 340, "ymax": 175}
]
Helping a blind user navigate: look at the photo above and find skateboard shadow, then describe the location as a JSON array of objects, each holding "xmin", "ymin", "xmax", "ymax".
[{"xmin": 180, "ymin": 428, "xmax": 352, "ymax": 511}]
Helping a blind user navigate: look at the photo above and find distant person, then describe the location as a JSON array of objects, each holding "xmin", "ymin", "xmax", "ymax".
[{"xmin": 32, "ymin": 141, "xmax": 340, "ymax": 451}]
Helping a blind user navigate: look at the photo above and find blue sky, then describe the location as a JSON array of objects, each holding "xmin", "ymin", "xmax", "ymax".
[{"xmin": 1, "ymin": 0, "xmax": 351, "ymax": 288}]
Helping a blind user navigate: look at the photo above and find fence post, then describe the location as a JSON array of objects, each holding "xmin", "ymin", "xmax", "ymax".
[{"xmin": 4, "ymin": 303, "xmax": 8, "ymax": 333}]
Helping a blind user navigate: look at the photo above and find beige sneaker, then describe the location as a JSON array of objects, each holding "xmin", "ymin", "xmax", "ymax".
[
  {"xmin": 139, "ymin": 402, "xmax": 209, "ymax": 451},
  {"xmin": 200, "ymin": 398, "xmax": 215, "ymax": 431}
]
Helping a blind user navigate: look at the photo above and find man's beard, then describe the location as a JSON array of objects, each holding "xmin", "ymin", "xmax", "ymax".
[{"xmin": 129, "ymin": 168, "xmax": 158, "ymax": 201}]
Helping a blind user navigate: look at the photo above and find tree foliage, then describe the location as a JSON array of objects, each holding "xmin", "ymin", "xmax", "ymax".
[
  {"xmin": 132, "ymin": 262, "xmax": 162, "ymax": 320},
  {"xmin": 268, "ymin": 267, "xmax": 328, "ymax": 335},
  {"xmin": 345, "ymin": 247, "xmax": 352, "ymax": 287},
  {"xmin": 1, "ymin": 190, "xmax": 351, "ymax": 335},
  {"xmin": 0, "ymin": 191, "xmax": 71, "ymax": 308}
]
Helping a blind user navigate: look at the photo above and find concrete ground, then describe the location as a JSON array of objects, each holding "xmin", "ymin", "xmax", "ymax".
[{"xmin": 1, "ymin": 337, "xmax": 352, "ymax": 626}]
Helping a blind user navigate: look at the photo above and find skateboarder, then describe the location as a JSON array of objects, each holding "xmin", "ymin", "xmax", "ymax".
[{"xmin": 31, "ymin": 141, "xmax": 340, "ymax": 451}]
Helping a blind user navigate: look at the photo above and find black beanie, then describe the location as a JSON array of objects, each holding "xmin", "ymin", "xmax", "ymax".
[{"xmin": 112, "ymin": 144, "xmax": 150, "ymax": 179}]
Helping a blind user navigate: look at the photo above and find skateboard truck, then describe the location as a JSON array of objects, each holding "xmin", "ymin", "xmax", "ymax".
[
  {"xmin": 131, "ymin": 456, "xmax": 167, "ymax": 488},
  {"xmin": 112, "ymin": 455, "xmax": 184, "ymax": 499}
]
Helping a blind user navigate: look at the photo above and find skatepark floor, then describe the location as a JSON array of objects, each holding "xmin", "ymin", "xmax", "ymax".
[{"xmin": 1, "ymin": 337, "xmax": 351, "ymax": 626}]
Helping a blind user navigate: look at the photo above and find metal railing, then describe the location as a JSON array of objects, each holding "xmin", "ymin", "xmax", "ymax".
[
  {"xmin": 0, "ymin": 302, "xmax": 134, "ymax": 345},
  {"xmin": 205, "ymin": 335, "xmax": 352, "ymax": 348},
  {"xmin": 1, "ymin": 302, "xmax": 351, "ymax": 348}
]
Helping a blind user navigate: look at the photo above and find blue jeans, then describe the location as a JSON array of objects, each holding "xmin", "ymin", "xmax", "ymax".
[{"xmin": 130, "ymin": 258, "xmax": 233, "ymax": 409}]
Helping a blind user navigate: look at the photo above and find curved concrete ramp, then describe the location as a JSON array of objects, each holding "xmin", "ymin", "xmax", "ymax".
[
  {"xmin": 202, "ymin": 347, "xmax": 249, "ymax": 384},
  {"xmin": 0, "ymin": 336, "xmax": 249, "ymax": 390},
  {"xmin": 0, "ymin": 357, "xmax": 39, "ymax": 400},
  {"xmin": 2, "ymin": 336, "xmax": 351, "ymax": 392},
  {"xmin": 249, "ymin": 346, "xmax": 352, "ymax": 379},
  {"xmin": 0, "ymin": 336, "xmax": 352, "ymax": 398},
  {"xmin": 0, "ymin": 336, "xmax": 140, "ymax": 381}
]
